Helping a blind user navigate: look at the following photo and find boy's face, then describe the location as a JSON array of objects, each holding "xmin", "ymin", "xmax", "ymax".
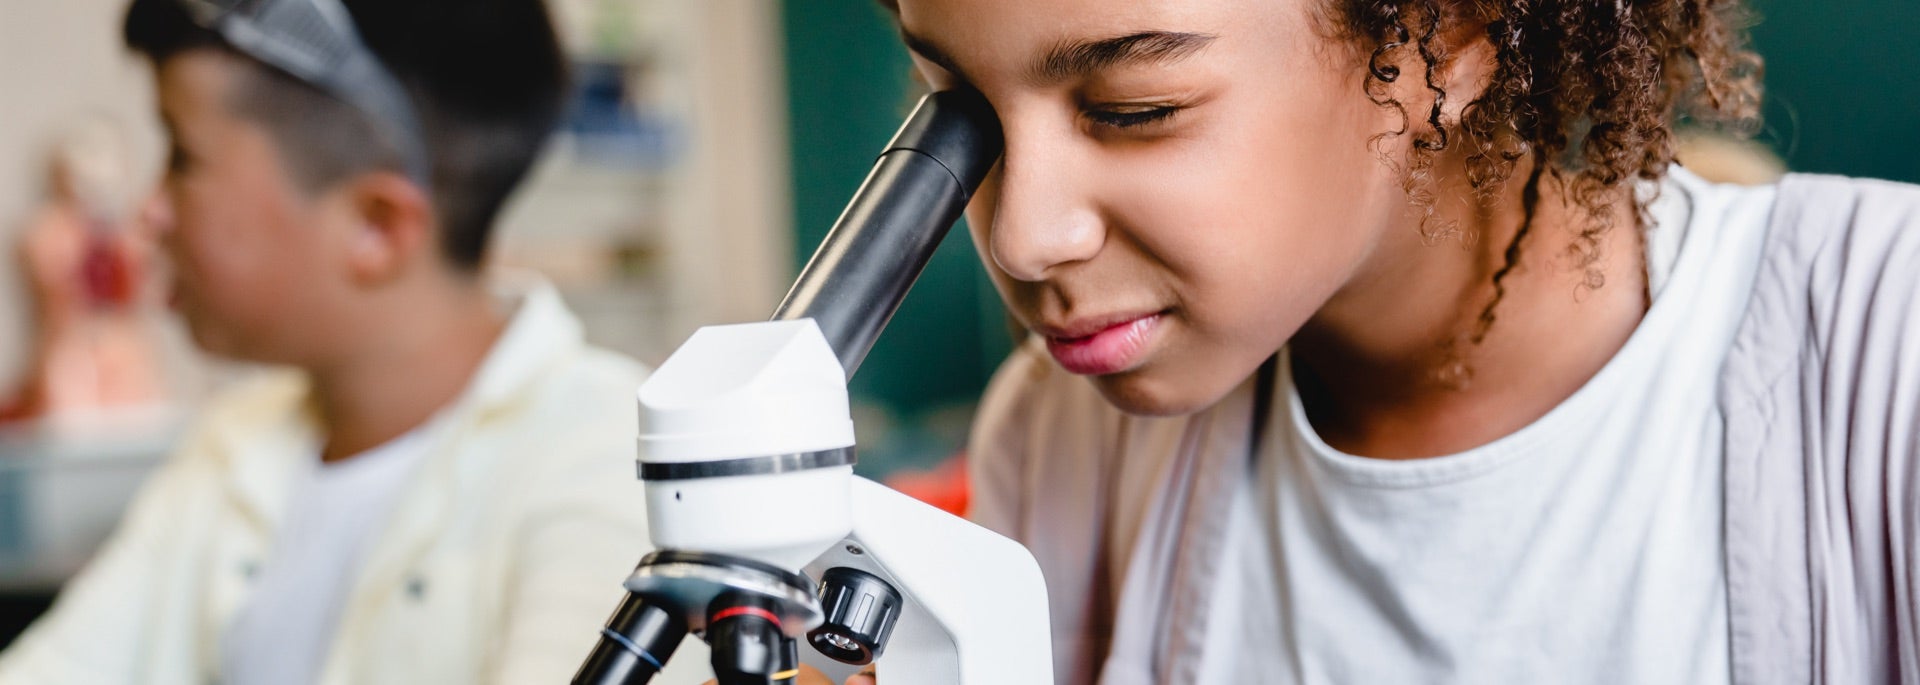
[
  {"xmin": 147, "ymin": 50, "xmax": 354, "ymax": 364},
  {"xmin": 897, "ymin": 0, "xmax": 1419, "ymax": 415}
]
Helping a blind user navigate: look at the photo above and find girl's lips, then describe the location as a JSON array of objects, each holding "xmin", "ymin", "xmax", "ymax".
[{"xmin": 1044, "ymin": 313, "xmax": 1164, "ymax": 375}]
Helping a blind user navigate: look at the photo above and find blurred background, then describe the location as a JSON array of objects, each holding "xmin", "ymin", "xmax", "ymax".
[{"xmin": 0, "ymin": 0, "xmax": 1914, "ymax": 649}]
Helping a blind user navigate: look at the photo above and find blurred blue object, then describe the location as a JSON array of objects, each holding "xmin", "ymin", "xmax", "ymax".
[
  {"xmin": 0, "ymin": 469, "xmax": 23, "ymax": 562},
  {"xmin": 562, "ymin": 59, "xmax": 681, "ymax": 170}
]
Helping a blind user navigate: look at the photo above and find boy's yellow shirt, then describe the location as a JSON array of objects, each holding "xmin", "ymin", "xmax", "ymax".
[{"xmin": 0, "ymin": 275, "xmax": 656, "ymax": 685}]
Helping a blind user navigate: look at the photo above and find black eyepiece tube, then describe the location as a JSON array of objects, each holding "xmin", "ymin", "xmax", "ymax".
[
  {"xmin": 772, "ymin": 88, "xmax": 1004, "ymax": 377},
  {"xmin": 573, "ymin": 593, "xmax": 687, "ymax": 685}
]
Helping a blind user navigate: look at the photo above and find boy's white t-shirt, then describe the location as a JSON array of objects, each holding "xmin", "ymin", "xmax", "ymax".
[
  {"xmin": 1197, "ymin": 168, "xmax": 1774, "ymax": 684},
  {"xmin": 219, "ymin": 421, "xmax": 438, "ymax": 685}
]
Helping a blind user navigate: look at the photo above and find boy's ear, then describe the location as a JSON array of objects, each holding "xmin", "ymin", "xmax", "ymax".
[{"xmin": 342, "ymin": 171, "xmax": 436, "ymax": 285}]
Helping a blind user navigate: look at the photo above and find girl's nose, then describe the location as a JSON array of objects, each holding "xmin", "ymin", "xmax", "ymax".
[{"xmin": 985, "ymin": 128, "xmax": 1104, "ymax": 282}]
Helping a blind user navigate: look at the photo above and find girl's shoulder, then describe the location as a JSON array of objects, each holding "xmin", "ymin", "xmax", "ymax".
[
  {"xmin": 1720, "ymin": 173, "xmax": 1920, "ymax": 680},
  {"xmin": 1767, "ymin": 173, "xmax": 1920, "ymax": 253},
  {"xmin": 1745, "ymin": 173, "xmax": 1920, "ymax": 355},
  {"xmin": 1723, "ymin": 172, "xmax": 1920, "ymax": 408}
]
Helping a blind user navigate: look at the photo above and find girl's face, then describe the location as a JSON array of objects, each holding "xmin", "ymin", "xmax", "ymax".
[{"xmin": 897, "ymin": 0, "xmax": 1419, "ymax": 415}]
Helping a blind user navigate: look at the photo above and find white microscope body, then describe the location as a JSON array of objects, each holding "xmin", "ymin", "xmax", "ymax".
[{"xmin": 637, "ymin": 320, "xmax": 1051, "ymax": 683}]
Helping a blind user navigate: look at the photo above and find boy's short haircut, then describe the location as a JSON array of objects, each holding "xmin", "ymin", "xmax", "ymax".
[{"xmin": 123, "ymin": 0, "xmax": 569, "ymax": 270}]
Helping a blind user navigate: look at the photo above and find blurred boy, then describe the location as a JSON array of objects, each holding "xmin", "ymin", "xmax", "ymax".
[{"xmin": 0, "ymin": 0, "xmax": 653, "ymax": 682}]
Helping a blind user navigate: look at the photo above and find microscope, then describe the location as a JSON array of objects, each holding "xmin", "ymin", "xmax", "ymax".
[{"xmin": 572, "ymin": 90, "xmax": 1054, "ymax": 685}]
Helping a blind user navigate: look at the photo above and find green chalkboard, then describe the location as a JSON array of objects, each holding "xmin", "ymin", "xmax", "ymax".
[{"xmin": 1749, "ymin": 0, "xmax": 1920, "ymax": 183}]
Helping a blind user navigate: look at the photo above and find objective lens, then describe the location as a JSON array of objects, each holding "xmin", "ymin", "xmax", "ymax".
[
  {"xmin": 574, "ymin": 593, "xmax": 685, "ymax": 685},
  {"xmin": 819, "ymin": 633, "xmax": 862, "ymax": 652}
]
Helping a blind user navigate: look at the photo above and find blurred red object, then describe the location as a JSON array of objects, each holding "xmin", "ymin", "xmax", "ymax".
[
  {"xmin": 883, "ymin": 453, "xmax": 970, "ymax": 517},
  {"xmin": 80, "ymin": 227, "xmax": 137, "ymax": 307}
]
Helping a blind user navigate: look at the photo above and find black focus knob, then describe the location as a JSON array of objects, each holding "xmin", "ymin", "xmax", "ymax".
[{"xmin": 808, "ymin": 567, "xmax": 903, "ymax": 665}]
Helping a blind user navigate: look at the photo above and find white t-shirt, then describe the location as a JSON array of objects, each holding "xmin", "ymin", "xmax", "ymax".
[
  {"xmin": 220, "ymin": 421, "xmax": 439, "ymax": 685},
  {"xmin": 1196, "ymin": 168, "xmax": 1776, "ymax": 684}
]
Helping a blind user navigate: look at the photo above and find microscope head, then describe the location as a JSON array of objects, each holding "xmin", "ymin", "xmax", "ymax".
[{"xmin": 637, "ymin": 319, "xmax": 856, "ymax": 569}]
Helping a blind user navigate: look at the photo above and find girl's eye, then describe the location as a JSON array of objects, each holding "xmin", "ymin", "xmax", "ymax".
[{"xmin": 1085, "ymin": 105, "xmax": 1180, "ymax": 130}]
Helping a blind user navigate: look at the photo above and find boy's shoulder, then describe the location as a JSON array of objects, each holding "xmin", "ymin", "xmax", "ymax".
[
  {"xmin": 499, "ymin": 343, "xmax": 649, "ymax": 431},
  {"xmin": 466, "ymin": 340, "xmax": 650, "ymax": 491},
  {"xmin": 457, "ymin": 277, "xmax": 649, "ymax": 435}
]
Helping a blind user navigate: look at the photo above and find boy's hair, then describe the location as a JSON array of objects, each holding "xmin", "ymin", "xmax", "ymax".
[{"xmin": 124, "ymin": 0, "xmax": 569, "ymax": 270}]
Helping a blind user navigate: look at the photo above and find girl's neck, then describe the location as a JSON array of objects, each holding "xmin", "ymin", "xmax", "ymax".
[{"xmin": 1291, "ymin": 158, "xmax": 1649, "ymax": 460}]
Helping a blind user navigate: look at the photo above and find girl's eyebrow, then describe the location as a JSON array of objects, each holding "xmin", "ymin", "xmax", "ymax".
[
  {"xmin": 900, "ymin": 29, "xmax": 1217, "ymax": 86},
  {"xmin": 1034, "ymin": 31, "xmax": 1217, "ymax": 83}
]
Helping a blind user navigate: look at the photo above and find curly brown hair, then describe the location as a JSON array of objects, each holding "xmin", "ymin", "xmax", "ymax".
[{"xmin": 1333, "ymin": 0, "xmax": 1762, "ymax": 350}]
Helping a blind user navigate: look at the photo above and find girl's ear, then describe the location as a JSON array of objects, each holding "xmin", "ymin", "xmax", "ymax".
[
  {"xmin": 1435, "ymin": 18, "xmax": 1498, "ymax": 122},
  {"xmin": 1368, "ymin": 7, "xmax": 1498, "ymax": 142},
  {"xmin": 341, "ymin": 170, "xmax": 437, "ymax": 285}
]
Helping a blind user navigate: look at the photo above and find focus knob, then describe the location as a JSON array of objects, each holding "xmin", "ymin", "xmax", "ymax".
[{"xmin": 807, "ymin": 567, "xmax": 902, "ymax": 665}]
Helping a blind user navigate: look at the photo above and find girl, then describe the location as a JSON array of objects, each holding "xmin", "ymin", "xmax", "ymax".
[{"xmin": 823, "ymin": 0, "xmax": 1918, "ymax": 682}]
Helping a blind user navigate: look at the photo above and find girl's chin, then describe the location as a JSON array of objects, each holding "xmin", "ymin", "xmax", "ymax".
[{"xmin": 1088, "ymin": 366, "xmax": 1237, "ymax": 418}]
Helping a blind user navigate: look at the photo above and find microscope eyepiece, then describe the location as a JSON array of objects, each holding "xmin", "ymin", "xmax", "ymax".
[
  {"xmin": 808, "ymin": 567, "xmax": 904, "ymax": 665},
  {"xmin": 773, "ymin": 88, "xmax": 1005, "ymax": 377},
  {"xmin": 877, "ymin": 87, "xmax": 1002, "ymax": 199}
]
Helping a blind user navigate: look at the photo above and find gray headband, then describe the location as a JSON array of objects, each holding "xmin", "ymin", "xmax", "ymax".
[{"xmin": 178, "ymin": 0, "xmax": 432, "ymax": 186}]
